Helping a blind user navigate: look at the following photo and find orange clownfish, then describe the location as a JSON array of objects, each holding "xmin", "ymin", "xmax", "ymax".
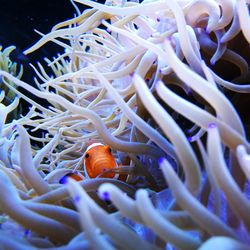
[{"xmin": 84, "ymin": 143, "xmax": 118, "ymax": 179}]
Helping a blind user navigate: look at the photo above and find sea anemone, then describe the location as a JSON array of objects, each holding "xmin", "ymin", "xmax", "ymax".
[{"xmin": 0, "ymin": 0, "xmax": 249, "ymax": 249}]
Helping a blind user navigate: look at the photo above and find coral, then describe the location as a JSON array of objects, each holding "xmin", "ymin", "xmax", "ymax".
[
  {"xmin": 0, "ymin": 46, "xmax": 23, "ymax": 120},
  {"xmin": 0, "ymin": 0, "xmax": 249, "ymax": 249}
]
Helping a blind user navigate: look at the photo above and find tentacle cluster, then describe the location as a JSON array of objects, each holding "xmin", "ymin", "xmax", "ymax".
[{"xmin": 0, "ymin": 0, "xmax": 249, "ymax": 249}]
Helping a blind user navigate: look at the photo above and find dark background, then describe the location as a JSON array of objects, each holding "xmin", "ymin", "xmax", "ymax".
[
  {"xmin": 0, "ymin": 0, "xmax": 83, "ymax": 110},
  {"xmin": 0, "ymin": 0, "xmax": 77, "ymax": 63}
]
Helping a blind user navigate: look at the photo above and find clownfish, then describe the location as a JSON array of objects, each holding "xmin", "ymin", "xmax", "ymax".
[
  {"xmin": 59, "ymin": 172, "xmax": 84, "ymax": 184},
  {"xmin": 84, "ymin": 143, "xmax": 119, "ymax": 179}
]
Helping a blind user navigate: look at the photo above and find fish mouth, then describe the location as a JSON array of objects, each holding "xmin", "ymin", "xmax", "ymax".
[{"xmin": 85, "ymin": 160, "xmax": 118, "ymax": 178}]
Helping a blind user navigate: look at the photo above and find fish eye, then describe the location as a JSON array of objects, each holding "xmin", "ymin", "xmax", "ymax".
[
  {"xmin": 108, "ymin": 147, "xmax": 112, "ymax": 153},
  {"xmin": 85, "ymin": 153, "xmax": 89, "ymax": 158}
]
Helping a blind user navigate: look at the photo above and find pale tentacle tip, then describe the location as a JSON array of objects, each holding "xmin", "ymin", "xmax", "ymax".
[
  {"xmin": 236, "ymin": 144, "xmax": 246, "ymax": 156},
  {"xmin": 210, "ymin": 60, "xmax": 215, "ymax": 66},
  {"xmin": 155, "ymin": 80, "xmax": 162, "ymax": 89},
  {"xmin": 220, "ymin": 35, "xmax": 227, "ymax": 44}
]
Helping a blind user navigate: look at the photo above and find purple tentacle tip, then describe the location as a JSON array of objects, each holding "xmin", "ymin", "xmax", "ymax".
[
  {"xmin": 59, "ymin": 176, "xmax": 68, "ymax": 184},
  {"xmin": 130, "ymin": 72, "xmax": 135, "ymax": 77},
  {"xmin": 101, "ymin": 191, "xmax": 110, "ymax": 201},
  {"xmin": 208, "ymin": 123, "xmax": 217, "ymax": 129},
  {"xmin": 187, "ymin": 89, "xmax": 193, "ymax": 96},
  {"xmin": 24, "ymin": 229, "xmax": 30, "ymax": 237},
  {"xmin": 12, "ymin": 124, "xmax": 17, "ymax": 130},
  {"xmin": 158, "ymin": 157, "xmax": 165, "ymax": 166},
  {"xmin": 74, "ymin": 195, "xmax": 81, "ymax": 203},
  {"xmin": 205, "ymin": 27, "xmax": 210, "ymax": 34}
]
